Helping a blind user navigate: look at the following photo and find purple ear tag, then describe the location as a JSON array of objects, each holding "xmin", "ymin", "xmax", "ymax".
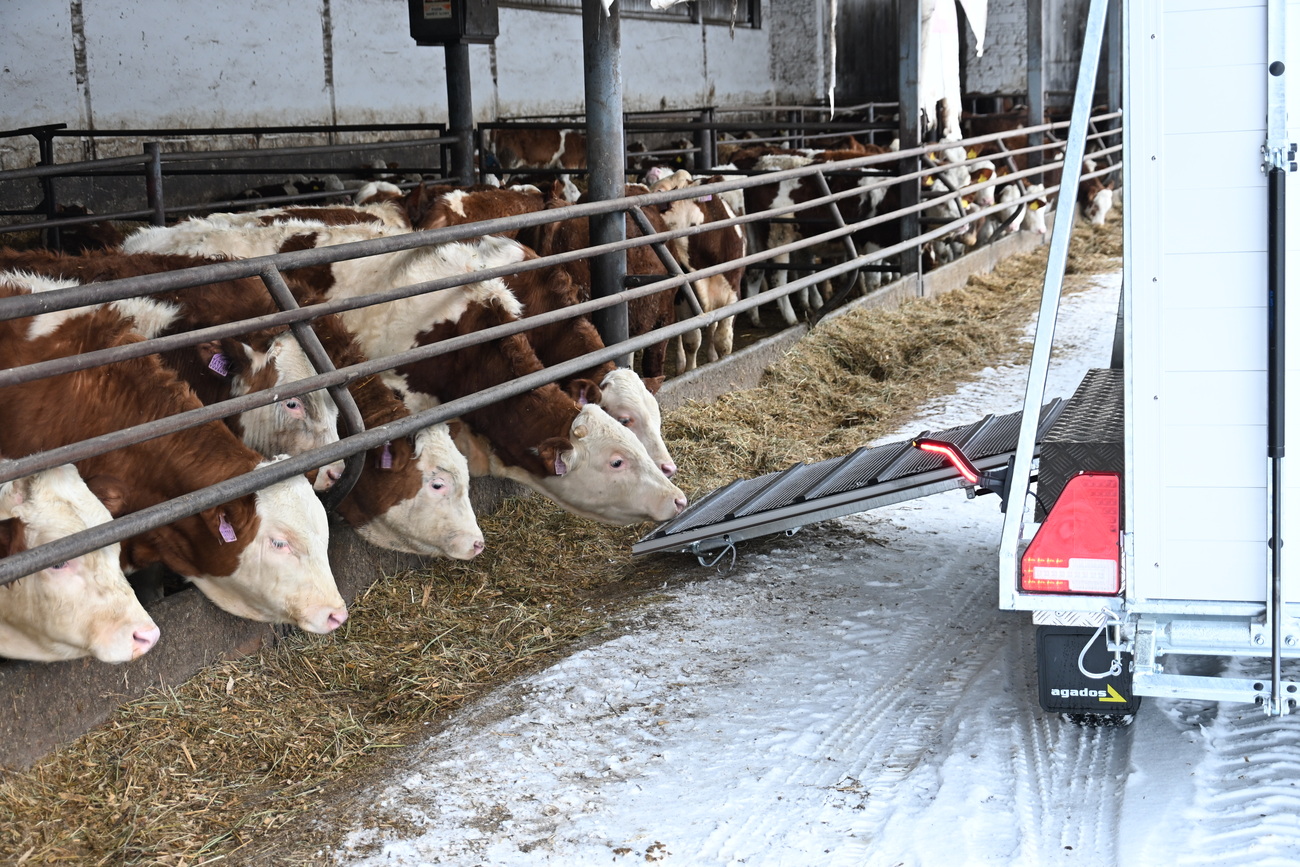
[
  {"xmin": 208, "ymin": 352, "xmax": 231, "ymax": 377},
  {"xmin": 379, "ymin": 441, "xmax": 394, "ymax": 469},
  {"xmin": 698, "ymin": 194, "xmax": 713, "ymax": 202},
  {"xmin": 218, "ymin": 513, "xmax": 237, "ymax": 543}
]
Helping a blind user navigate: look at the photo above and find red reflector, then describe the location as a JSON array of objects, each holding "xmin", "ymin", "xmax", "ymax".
[{"xmin": 1020, "ymin": 472, "xmax": 1120, "ymax": 595}]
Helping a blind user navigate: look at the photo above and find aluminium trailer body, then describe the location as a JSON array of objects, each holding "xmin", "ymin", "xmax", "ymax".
[{"xmin": 1005, "ymin": 0, "xmax": 1300, "ymax": 721}]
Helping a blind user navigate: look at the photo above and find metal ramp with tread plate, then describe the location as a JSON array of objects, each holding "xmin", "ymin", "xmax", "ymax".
[{"xmin": 633, "ymin": 399, "xmax": 1070, "ymax": 559}]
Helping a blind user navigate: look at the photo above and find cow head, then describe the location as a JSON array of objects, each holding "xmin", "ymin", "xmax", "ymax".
[
  {"xmin": 596, "ymin": 368, "xmax": 677, "ymax": 478},
  {"xmin": 512, "ymin": 404, "xmax": 687, "ymax": 526},
  {"xmin": 202, "ymin": 332, "xmax": 346, "ymax": 488},
  {"xmin": 187, "ymin": 459, "xmax": 345, "ymax": 634},
  {"xmin": 1081, "ymin": 180, "xmax": 1114, "ymax": 227},
  {"xmin": 348, "ymin": 423, "xmax": 484, "ymax": 560},
  {"xmin": 0, "ymin": 465, "xmax": 158, "ymax": 663}
]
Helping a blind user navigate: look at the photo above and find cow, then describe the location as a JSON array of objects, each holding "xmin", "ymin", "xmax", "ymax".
[
  {"xmin": 502, "ymin": 250, "xmax": 678, "ymax": 478},
  {"xmin": 0, "ymin": 463, "xmax": 160, "ymax": 663},
  {"xmin": 521, "ymin": 182, "xmax": 700, "ymax": 380},
  {"xmin": 0, "ymin": 281, "xmax": 346, "ymax": 633},
  {"xmin": 487, "ymin": 127, "xmax": 587, "ymax": 171},
  {"xmin": 155, "ymin": 199, "xmax": 679, "ymax": 480},
  {"xmin": 641, "ymin": 173, "xmax": 748, "ymax": 373},
  {"xmin": 121, "ymin": 220, "xmax": 688, "ymax": 525},
  {"xmin": 0, "ymin": 247, "xmax": 485, "ymax": 559},
  {"xmin": 0, "ymin": 249, "xmax": 345, "ymax": 489}
]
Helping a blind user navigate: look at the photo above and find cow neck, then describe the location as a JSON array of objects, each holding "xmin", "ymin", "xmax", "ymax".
[{"xmin": 400, "ymin": 300, "xmax": 581, "ymax": 478}]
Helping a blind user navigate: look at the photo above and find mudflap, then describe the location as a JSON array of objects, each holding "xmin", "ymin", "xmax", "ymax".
[{"xmin": 1036, "ymin": 625, "xmax": 1140, "ymax": 717}]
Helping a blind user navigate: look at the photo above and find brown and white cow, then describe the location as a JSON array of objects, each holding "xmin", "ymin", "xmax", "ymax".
[
  {"xmin": 121, "ymin": 221, "xmax": 688, "ymax": 525},
  {"xmin": 502, "ymin": 251, "xmax": 678, "ymax": 478},
  {"xmin": 0, "ymin": 251, "xmax": 345, "ymax": 488},
  {"xmin": 1, "ymin": 247, "xmax": 485, "ymax": 560},
  {"xmin": 487, "ymin": 128, "xmax": 587, "ymax": 172},
  {"xmin": 180, "ymin": 194, "xmax": 678, "ymax": 481},
  {"xmin": 0, "ymin": 463, "xmax": 160, "ymax": 663},
  {"xmin": 0, "ymin": 284, "xmax": 345, "ymax": 633}
]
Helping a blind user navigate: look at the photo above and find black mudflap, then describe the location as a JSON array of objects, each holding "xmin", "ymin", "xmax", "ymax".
[{"xmin": 1036, "ymin": 625, "xmax": 1140, "ymax": 716}]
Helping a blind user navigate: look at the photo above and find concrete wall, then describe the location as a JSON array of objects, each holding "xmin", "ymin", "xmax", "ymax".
[{"xmin": 1, "ymin": 0, "xmax": 787, "ymax": 170}]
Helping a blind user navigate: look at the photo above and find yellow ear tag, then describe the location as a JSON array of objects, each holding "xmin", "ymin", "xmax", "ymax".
[
  {"xmin": 967, "ymin": 148, "xmax": 979, "ymax": 159},
  {"xmin": 1029, "ymin": 201, "xmax": 1041, "ymax": 210}
]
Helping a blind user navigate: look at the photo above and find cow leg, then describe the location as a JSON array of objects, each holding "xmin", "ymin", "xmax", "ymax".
[
  {"xmin": 713, "ymin": 315, "xmax": 735, "ymax": 361},
  {"xmin": 743, "ymin": 268, "xmax": 766, "ymax": 327},
  {"xmin": 682, "ymin": 327, "xmax": 702, "ymax": 371}
]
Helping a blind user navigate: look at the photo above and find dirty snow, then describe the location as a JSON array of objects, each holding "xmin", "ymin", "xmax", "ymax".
[{"xmin": 331, "ymin": 272, "xmax": 1300, "ymax": 866}]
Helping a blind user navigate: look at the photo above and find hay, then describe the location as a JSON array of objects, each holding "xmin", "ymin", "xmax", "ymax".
[{"xmin": 0, "ymin": 208, "xmax": 1121, "ymax": 866}]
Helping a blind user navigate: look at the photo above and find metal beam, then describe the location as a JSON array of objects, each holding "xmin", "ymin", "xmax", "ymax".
[
  {"xmin": 444, "ymin": 42, "xmax": 475, "ymax": 185},
  {"xmin": 897, "ymin": 0, "xmax": 922, "ymax": 280},
  {"xmin": 583, "ymin": 0, "xmax": 630, "ymax": 356}
]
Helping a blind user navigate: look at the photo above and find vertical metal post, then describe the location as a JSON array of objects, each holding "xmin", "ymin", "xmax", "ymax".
[
  {"xmin": 1027, "ymin": 0, "xmax": 1045, "ymax": 171},
  {"xmin": 897, "ymin": 0, "xmax": 923, "ymax": 282},
  {"xmin": 36, "ymin": 129, "xmax": 60, "ymax": 249},
  {"xmin": 694, "ymin": 106, "xmax": 715, "ymax": 172},
  {"xmin": 1106, "ymin": 0, "xmax": 1123, "ymax": 120},
  {"xmin": 144, "ymin": 142, "xmax": 166, "ymax": 226},
  {"xmin": 445, "ymin": 42, "xmax": 476, "ymax": 185},
  {"xmin": 583, "ymin": 0, "xmax": 629, "ymax": 353},
  {"xmin": 997, "ymin": 0, "xmax": 1109, "ymax": 603}
]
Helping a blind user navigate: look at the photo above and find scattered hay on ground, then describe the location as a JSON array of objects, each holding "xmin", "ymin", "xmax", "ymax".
[{"xmin": 0, "ymin": 210, "xmax": 1121, "ymax": 866}]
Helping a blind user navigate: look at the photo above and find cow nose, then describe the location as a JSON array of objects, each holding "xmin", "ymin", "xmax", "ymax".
[
  {"xmin": 661, "ymin": 460, "xmax": 677, "ymax": 478},
  {"xmin": 326, "ymin": 609, "xmax": 349, "ymax": 632},
  {"xmin": 674, "ymin": 496, "xmax": 688, "ymax": 514},
  {"xmin": 132, "ymin": 625, "xmax": 161, "ymax": 658},
  {"xmin": 472, "ymin": 539, "xmax": 486, "ymax": 556}
]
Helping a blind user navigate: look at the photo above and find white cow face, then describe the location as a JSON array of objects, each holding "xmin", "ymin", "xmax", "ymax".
[
  {"xmin": 1083, "ymin": 185, "xmax": 1114, "ymax": 227},
  {"xmin": 1022, "ymin": 184, "xmax": 1051, "ymax": 235},
  {"xmin": 223, "ymin": 332, "xmax": 346, "ymax": 488},
  {"xmin": 189, "ymin": 461, "xmax": 345, "ymax": 634},
  {"xmin": 597, "ymin": 368, "xmax": 676, "ymax": 478},
  {"xmin": 517, "ymin": 405, "xmax": 688, "ymax": 526},
  {"xmin": 353, "ymin": 424, "xmax": 485, "ymax": 560},
  {"xmin": 0, "ymin": 465, "xmax": 158, "ymax": 663}
]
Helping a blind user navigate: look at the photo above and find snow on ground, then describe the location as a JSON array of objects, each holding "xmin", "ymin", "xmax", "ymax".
[{"xmin": 330, "ymin": 273, "xmax": 1300, "ymax": 866}]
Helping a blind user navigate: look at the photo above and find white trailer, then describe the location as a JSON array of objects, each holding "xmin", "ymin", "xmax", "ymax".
[{"xmin": 1001, "ymin": 0, "xmax": 1300, "ymax": 721}]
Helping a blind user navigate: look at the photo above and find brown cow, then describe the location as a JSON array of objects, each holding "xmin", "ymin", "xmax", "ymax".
[
  {"xmin": 0, "ymin": 280, "xmax": 345, "ymax": 632},
  {"xmin": 0, "ymin": 247, "xmax": 484, "ymax": 560},
  {"xmin": 122, "ymin": 220, "xmax": 688, "ymax": 525},
  {"xmin": 0, "ymin": 249, "xmax": 343, "ymax": 485}
]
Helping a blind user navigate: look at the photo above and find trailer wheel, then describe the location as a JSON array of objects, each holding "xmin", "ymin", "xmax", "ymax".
[{"xmin": 1061, "ymin": 711, "xmax": 1136, "ymax": 728}]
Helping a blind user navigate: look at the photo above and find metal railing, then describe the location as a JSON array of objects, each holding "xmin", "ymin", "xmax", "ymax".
[{"xmin": 0, "ymin": 114, "xmax": 1122, "ymax": 589}]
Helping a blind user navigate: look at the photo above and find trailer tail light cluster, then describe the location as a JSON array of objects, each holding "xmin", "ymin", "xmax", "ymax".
[{"xmin": 1021, "ymin": 472, "xmax": 1121, "ymax": 595}]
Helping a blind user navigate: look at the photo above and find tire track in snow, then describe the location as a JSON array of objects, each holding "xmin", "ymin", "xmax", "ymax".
[
  {"xmin": 693, "ymin": 502, "xmax": 1025, "ymax": 864},
  {"xmin": 1176, "ymin": 660, "xmax": 1300, "ymax": 867}
]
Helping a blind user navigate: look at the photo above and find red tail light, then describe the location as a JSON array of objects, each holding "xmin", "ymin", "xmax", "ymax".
[
  {"xmin": 913, "ymin": 438, "xmax": 981, "ymax": 484},
  {"xmin": 1020, "ymin": 472, "xmax": 1121, "ymax": 595}
]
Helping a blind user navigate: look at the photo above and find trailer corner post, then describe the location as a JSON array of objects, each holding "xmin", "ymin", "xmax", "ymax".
[
  {"xmin": 1264, "ymin": 0, "xmax": 1294, "ymax": 716},
  {"xmin": 583, "ymin": 0, "xmax": 630, "ymax": 361},
  {"xmin": 997, "ymin": 0, "xmax": 1110, "ymax": 608}
]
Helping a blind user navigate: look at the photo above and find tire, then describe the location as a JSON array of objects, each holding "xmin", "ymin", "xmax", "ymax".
[{"xmin": 1061, "ymin": 711, "xmax": 1136, "ymax": 728}]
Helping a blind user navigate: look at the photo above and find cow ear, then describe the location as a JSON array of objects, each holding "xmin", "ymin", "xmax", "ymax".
[
  {"xmin": 566, "ymin": 379, "xmax": 603, "ymax": 407},
  {"xmin": 0, "ymin": 518, "xmax": 25, "ymax": 558},
  {"xmin": 405, "ymin": 184, "xmax": 437, "ymax": 229},
  {"xmin": 641, "ymin": 375, "xmax": 665, "ymax": 395},
  {"xmin": 83, "ymin": 474, "xmax": 129, "ymax": 517},
  {"xmin": 535, "ymin": 438, "xmax": 574, "ymax": 476}
]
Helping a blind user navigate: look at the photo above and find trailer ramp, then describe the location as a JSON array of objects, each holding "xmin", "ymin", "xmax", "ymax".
[{"xmin": 634, "ymin": 399, "xmax": 1069, "ymax": 560}]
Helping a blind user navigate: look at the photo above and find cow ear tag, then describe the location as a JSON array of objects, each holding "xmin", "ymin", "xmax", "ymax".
[
  {"xmin": 554, "ymin": 455, "xmax": 568, "ymax": 476},
  {"xmin": 208, "ymin": 352, "xmax": 232, "ymax": 377},
  {"xmin": 379, "ymin": 441, "xmax": 394, "ymax": 469},
  {"xmin": 218, "ymin": 512, "xmax": 237, "ymax": 543}
]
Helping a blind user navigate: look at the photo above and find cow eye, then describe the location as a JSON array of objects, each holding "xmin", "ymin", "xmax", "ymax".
[
  {"xmin": 610, "ymin": 458, "xmax": 625, "ymax": 469},
  {"xmin": 284, "ymin": 399, "xmax": 302, "ymax": 411},
  {"xmin": 270, "ymin": 538, "xmax": 291, "ymax": 551},
  {"xmin": 49, "ymin": 561, "xmax": 71, "ymax": 571},
  {"xmin": 430, "ymin": 480, "xmax": 445, "ymax": 491},
  {"xmin": 617, "ymin": 416, "xmax": 633, "ymax": 427}
]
